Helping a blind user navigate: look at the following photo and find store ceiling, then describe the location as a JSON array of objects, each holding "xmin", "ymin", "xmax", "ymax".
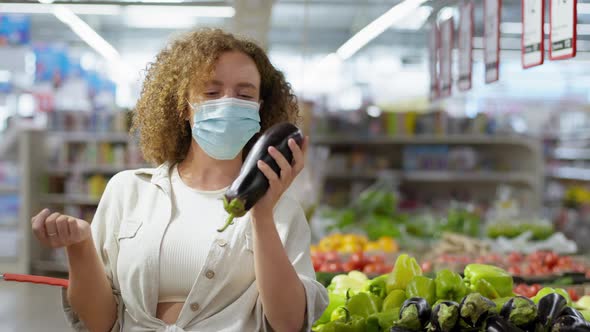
[{"xmin": 3, "ymin": 0, "xmax": 589, "ymax": 56}]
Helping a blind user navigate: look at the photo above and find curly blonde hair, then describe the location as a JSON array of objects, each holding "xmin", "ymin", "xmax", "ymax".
[{"xmin": 132, "ymin": 28, "xmax": 299, "ymax": 165}]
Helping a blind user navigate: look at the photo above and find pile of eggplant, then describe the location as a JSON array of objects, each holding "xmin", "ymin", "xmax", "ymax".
[{"xmin": 389, "ymin": 293, "xmax": 590, "ymax": 332}]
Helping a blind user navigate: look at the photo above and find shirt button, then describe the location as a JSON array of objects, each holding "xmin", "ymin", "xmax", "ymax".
[
  {"xmin": 205, "ymin": 270, "xmax": 215, "ymax": 279},
  {"xmin": 190, "ymin": 303, "xmax": 200, "ymax": 312},
  {"xmin": 216, "ymin": 239, "xmax": 227, "ymax": 247}
]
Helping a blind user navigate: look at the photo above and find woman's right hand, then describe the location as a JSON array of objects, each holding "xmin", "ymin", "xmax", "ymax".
[{"xmin": 31, "ymin": 209, "xmax": 91, "ymax": 248}]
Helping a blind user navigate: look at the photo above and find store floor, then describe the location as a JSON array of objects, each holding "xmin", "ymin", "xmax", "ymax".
[{"xmin": 0, "ymin": 282, "xmax": 69, "ymax": 331}]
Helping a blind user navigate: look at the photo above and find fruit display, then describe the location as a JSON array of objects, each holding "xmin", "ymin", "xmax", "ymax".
[
  {"xmin": 486, "ymin": 222, "xmax": 554, "ymax": 240},
  {"xmin": 513, "ymin": 283, "xmax": 582, "ymax": 302},
  {"xmin": 428, "ymin": 250, "xmax": 589, "ymax": 279},
  {"xmin": 313, "ymin": 254, "xmax": 590, "ymax": 332},
  {"xmin": 312, "ymin": 249, "xmax": 393, "ymax": 276},
  {"xmin": 313, "ymin": 233, "xmax": 399, "ymax": 254}
]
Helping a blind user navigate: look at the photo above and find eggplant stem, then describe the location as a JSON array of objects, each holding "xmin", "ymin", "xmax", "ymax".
[{"xmin": 217, "ymin": 214, "xmax": 235, "ymax": 232}]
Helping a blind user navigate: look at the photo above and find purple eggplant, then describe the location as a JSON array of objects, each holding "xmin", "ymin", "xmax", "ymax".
[
  {"xmin": 431, "ymin": 301, "xmax": 460, "ymax": 332},
  {"xmin": 550, "ymin": 314, "xmax": 590, "ymax": 332},
  {"xmin": 392, "ymin": 297, "xmax": 432, "ymax": 331},
  {"xmin": 485, "ymin": 315, "xmax": 525, "ymax": 332},
  {"xmin": 559, "ymin": 307, "xmax": 585, "ymax": 321},
  {"xmin": 218, "ymin": 122, "xmax": 303, "ymax": 232},
  {"xmin": 459, "ymin": 293, "xmax": 497, "ymax": 328},
  {"xmin": 537, "ymin": 293, "xmax": 568, "ymax": 329},
  {"xmin": 500, "ymin": 296, "xmax": 538, "ymax": 330}
]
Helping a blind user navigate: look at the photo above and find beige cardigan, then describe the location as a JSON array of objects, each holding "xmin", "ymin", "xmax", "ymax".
[{"xmin": 61, "ymin": 162, "xmax": 328, "ymax": 331}]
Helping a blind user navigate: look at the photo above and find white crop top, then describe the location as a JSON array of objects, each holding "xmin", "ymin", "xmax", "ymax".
[{"xmin": 158, "ymin": 165, "xmax": 228, "ymax": 303}]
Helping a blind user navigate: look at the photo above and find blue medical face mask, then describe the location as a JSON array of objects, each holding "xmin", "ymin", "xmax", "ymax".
[{"xmin": 189, "ymin": 97, "xmax": 261, "ymax": 160}]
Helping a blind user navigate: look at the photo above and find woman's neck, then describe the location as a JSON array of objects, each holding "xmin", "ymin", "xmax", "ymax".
[{"xmin": 177, "ymin": 142, "xmax": 242, "ymax": 191}]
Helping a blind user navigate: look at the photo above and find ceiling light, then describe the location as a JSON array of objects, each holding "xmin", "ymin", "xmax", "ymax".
[
  {"xmin": 124, "ymin": 5, "xmax": 235, "ymax": 18},
  {"xmin": 0, "ymin": 3, "xmax": 121, "ymax": 15},
  {"xmin": 579, "ymin": 3, "xmax": 590, "ymax": 14},
  {"xmin": 391, "ymin": 5, "xmax": 432, "ymax": 30},
  {"xmin": 52, "ymin": 5, "xmax": 120, "ymax": 62},
  {"xmin": 336, "ymin": 0, "xmax": 428, "ymax": 60},
  {"xmin": 0, "ymin": 3, "xmax": 232, "ymax": 17}
]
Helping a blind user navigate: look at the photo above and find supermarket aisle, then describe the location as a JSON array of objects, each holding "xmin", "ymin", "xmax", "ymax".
[{"xmin": 0, "ymin": 282, "xmax": 69, "ymax": 331}]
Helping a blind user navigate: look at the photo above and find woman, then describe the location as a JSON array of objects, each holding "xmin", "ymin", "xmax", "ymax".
[{"xmin": 31, "ymin": 29, "xmax": 328, "ymax": 332}]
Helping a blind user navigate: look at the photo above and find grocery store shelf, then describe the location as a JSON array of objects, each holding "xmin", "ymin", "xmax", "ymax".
[
  {"xmin": 48, "ymin": 131, "xmax": 131, "ymax": 143},
  {"xmin": 0, "ymin": 185, "xmax": 19, "ymax": 193},
  {"xmin": 46, "ymin": 164, "xmax": 150, "ymax": 175},
  {"xmin": 313, "ymin": 135, "xmax": 538, "ymax": 147},
  {"xmin": 551, "ymin": 148, "xmax": 590, "ymax": 160},
  {"xmin": 325, "ymin": 170, "xmax": 534, "ymax": 185},
  {"xmin": 547, "ymin": 167, "xmax": 590, "ymax": 181},
  {"xmin": 40, "ymin": 194, "xmax": 101, "ymax": 206},
  {"xmin": 33, "ymin": 260, "xmax": 68, "ymax": 273},
  {"xmin": 404, "ymin": 171, "xmax": 534, "ymax": 184}
]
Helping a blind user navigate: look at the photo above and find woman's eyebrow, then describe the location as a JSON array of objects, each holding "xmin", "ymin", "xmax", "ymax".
[{"xmin": 236, "ymin": 82, "xmax": 258, "ymax": 90}]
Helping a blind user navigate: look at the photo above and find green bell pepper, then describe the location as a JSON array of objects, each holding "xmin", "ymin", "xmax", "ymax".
[
  {"xmin": 319, "ymin": 308, "xmax": 367, "ymax": 332},
  {"xmin": 383, "ymin": 289, "xmax": 407, "ymax": 311},
  {"xmin": 532, "ymin": 287, "xmax": 572, "ymax": 306},
  {"xmin": 316, "ymin": 292, "xmax": 347, "ymax": 325},
  {"xmin": 346, "ymin": 292, "xmax": 382, "ymax": 318},
  {"xmin": 329, "ymin": 273, "xmax": 366, "ymax": 297},
  {"xmin": 331, "ymin": 306, "xmax": 348, "ymax": 322},
  {"xmin": 387, "ymin": 254, "xmax": 422, "ymax": 293},
  {"xmin": 463, "ymin": 264, "xmax": 513, "ymax": 299},
  {"xmin": 580, "ymin": 310, "xmax": 590, "ymax": 322},
  {"xmin": 367, "ymin": 307, "xmax": 400, "ymax": 331},
  {"xmin": 435, "ymin": 269, "xmax": 469, "ymax": 302},
  {"xmin": 363, "ymin": 274, "xmax": 388, "ymax": 299},
  {"xmin": 406, "ymin": 275, "xmax": 436, "ymax": 305}
]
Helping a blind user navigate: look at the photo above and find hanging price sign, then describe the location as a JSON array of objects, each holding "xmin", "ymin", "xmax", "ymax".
[
  {"xmin": 439, "ymin": 18, "xmax": 453, "ymax": 98},
  {"xmin": 522, "ymin": 0, "xmax": 544, "ymax": 68},
  {"xmin": 428, "ymin": 25, "xmax": 440, "ymax": 100},
  {"xmin": 549, "ymin": 0, "xmax": 577, "ymax": 60},
  {"xmin": 484, "ymin": 0, "xmax": 501, "ymax": 83},
  {"xmin": 458, "ymin": 0, "xmax": 474, "ymax": 91}
]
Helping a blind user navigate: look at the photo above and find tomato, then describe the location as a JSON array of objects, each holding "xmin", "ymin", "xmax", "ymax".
[
  {"xmin": 544, "ymin": 252, "xmax": 559, "ymax": 269},
  {"xmin": 324, "ymin": 251, "xmax": 341, "ymax": 263},
  {"xmin": 380, "ymin": 264, "xmax": 393, "ymax": 274},
  {"xmin": 342, "ymin": 261, "xmax": 358, "ymax": 273},
  {"xmin": 530, "ymin": 284, "xmax": 542, "ymax": 296},
  {"xmin": 313, "ymin": 258, "xmax": 322, "ymax": 271},
  {"xmin": 363, "ymin": 263, "xmax": 380, "ymax": 275},
  {"xmin": 367, "ymin": 254, "xmax": 385, "ymax": 265},
  {"xmin": 327, "ymin": 262, "xmax": 342, "ymax": 273},
  {"xmin": 523, "ymin": 265, "xmax": 534, "ymax": 276},
  {"xmin": 568, "ymin": 288, "xmax": 580, "ymax": 302},
  {"xmin": 421, "ymin": 261, "xmax": 433, "ymax": 273},
  {"xmin": 350, "ymin": 252, "xmax": 364, "ymax": 267},
  {"xmin": 508, "ymin": 252, "xmax": 523, "ymax": 264},
  {"xmin": 508, "ymin": 266, "xmax": 521, "ymax": 276}
]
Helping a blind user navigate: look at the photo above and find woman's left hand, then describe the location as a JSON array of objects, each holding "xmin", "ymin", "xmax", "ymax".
[{"xmin": 251, "ymin": 137, "xmax": 308, "ymax": 222}]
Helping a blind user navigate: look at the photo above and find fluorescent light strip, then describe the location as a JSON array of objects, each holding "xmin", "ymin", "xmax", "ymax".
[
  {"xmin": 336, "ymin": 0, "xmax": 428, "ymax": 60},
  {"xmin": 0, "ymin": 3, "xmax": 120, "ymax": 15},
  {"xmin": 579, "ymin": 3, "xmax": 590, "ymax": 14},
  {"xmin": 52, "ymin": 5, "xmax": 120, "ymax": 62},
  {"xmin": 501, "ymin": 22, "xmax": 590, "ymax": 35},
  {"xmin": 0, "ymin": 3, "xmax": 234, "ymax": 17},
  {"xmin": 124, "ymin": 5, "xmax": 234, "ymax": 18}
]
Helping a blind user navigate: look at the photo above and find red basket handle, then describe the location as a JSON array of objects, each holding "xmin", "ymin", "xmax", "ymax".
[{"xmin": 1, "ymin": 273, "xmax": 69, "ymax": 288}]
